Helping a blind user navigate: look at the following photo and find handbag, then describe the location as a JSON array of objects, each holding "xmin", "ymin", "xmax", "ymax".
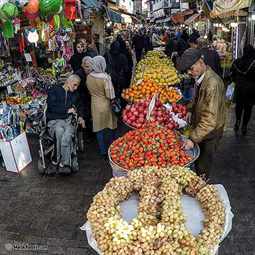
[{"xmin": 111, "ymin": 98, "xmax": 122, "ymax": 115}]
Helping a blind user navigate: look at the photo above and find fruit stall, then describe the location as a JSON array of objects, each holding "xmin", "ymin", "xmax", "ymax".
[{"xmin": 81, "ymin": 50, "xmax": 234, "ymax": 255}]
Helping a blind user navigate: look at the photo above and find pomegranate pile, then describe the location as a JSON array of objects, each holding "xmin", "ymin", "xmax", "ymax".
[{"xmin": 122, "ymin": 99, "xmax": 187, "ymax": 129}]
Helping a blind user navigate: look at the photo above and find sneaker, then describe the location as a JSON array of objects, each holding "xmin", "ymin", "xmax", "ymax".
[
  {"xmin": 51, "ymin": 160, "xmax": 59, "ymax": 166},
  {"xmin": 58, "ymin": 165, "xmax": 72, "ymax": 175}
]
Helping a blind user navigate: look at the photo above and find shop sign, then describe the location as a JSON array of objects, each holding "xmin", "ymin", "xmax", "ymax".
[{"xmin": 213, "ymin": 0, "xmax": 251, "ymax": 15}]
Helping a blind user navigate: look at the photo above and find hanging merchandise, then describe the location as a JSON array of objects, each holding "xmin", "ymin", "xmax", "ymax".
[
  {"xmin": 60, "ymin": 14, "xmax": 73, "ymax": 28},
  {"xmin": 39, "ymin": 0, "xmax": 63, "ymax": 19},
  {"xmin": 18, "ymin": 32, "xmax": 25, "ymax": 53},
  {"xmin": 2, "ymin": 20, "xmax": 14, "ymax": 39},
  {"xmin": 39, "ymin": 21, "xmax": 50, "ymax": 42},
  {"xmin": 64, "ymin": 0, "xmax": 76, "ymax": 20},
  {"xmin": 1, "ymin": 2, "xmax": 18, "ymax": 20},
  {"xmin": 23, "ymin": 0, "xmax": 39, "ymax": 20},
  {"xmin": 0, "ymin": 0, "xmax": 8, "ymax": 22},
  {"xmin": 26, "ymin": 28, "xmax": 39, "ymax": 46},
  {"xmin": 13, "ymin": 18, "xmax": 21, "ymax": 33},
  {"xmin": 53, "ymin": 14, "xmax": 60, "ymax": 30},
  {"xmin": 16, "ymin": 0, "xmax": 29, "ymax": 7}
]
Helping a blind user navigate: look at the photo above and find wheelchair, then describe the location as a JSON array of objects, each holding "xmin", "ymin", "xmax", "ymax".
[{"xmin": 37, "ymin": 111, "xmax": 85, "ymax": 175}]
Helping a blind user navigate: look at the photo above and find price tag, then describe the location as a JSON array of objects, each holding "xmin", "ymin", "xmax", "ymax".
[
  {"xmin": 7, "ymin": 86, "xmax": 13, "ymax": 94},
  {"xmin": 24, "ymin": 53, "xmax": 32, "ymax": 62}
]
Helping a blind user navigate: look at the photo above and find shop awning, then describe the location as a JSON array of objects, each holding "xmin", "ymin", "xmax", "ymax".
[
  {"xmin": 184, "ymin": 13, "xmax": 201, "ymax": 25},
  {"xmin": 107, "ymin": 8, "xmax": 124, "ymax": 23},
  {"xmin": 81, "ymin": 0, "xmax": 98, "ymax": 9},
  {"xmin": 121, "ymin": 14, "xmax": 132, "ymax": 24},
  {"xmin": 211, "ymin": 0, "xmax": 251, "ymax": 17},
  {"xmin": 171, "ymin": 9, "xmax": 194, "ymax": 24}
]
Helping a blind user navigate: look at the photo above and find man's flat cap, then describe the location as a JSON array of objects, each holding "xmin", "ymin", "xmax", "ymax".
[{"xmin": 178, "ymin": 48, "xmax": 202, "ymax": 72}]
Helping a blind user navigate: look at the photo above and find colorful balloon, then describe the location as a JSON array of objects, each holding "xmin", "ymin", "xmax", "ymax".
[
  {"xmin": 24, "ymin": 0, "xmax": 39, "ymax": 20},
  {"xmin": 1, "ymin": 3, "xmax": 18, "ymax": 19},
  {"xmin": 39, "ymin": 0, "xmax": 62, "ymax": 18}
]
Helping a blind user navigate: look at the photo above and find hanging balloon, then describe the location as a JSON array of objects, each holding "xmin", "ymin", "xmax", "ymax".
[
  {"xmin": 1, "ymin": 3, "xmax": 18, "ymax": 19},
  {"xmin": 23, "ymin": 0, "xmax": 39, "ymax": 20},
  {"xmin": 39, "ymin": 0, "xmax": 63, "ymax": 19},
  {"xmin": 0, "ymin": 8, "xmax": 8, "ymax": 22},
  {"xmin": 2, "ymin": 20, "xmax": 14, "ymax": 38}
]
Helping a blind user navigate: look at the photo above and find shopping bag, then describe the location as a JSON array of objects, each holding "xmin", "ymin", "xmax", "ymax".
[{"xmin": 225, "ymin": 82, "xmax": 235, "ymax": 102}]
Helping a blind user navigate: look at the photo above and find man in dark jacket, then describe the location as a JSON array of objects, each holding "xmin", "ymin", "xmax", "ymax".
[
  {"xmin": 197, "ymin": 38, "xmax": 222, "ymax": 76},
  {"xmin": 132, "ymin": 30, "xmax": 145, "ymax": 62},
  {"xmin": 47, "ymin": 74, "xmax": 85, "ymax": 174}
]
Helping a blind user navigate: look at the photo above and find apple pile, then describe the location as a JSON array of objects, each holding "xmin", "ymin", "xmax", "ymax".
[{"xmin": 122, "ymin": 99, "xmax": 181, "ymax": 129}]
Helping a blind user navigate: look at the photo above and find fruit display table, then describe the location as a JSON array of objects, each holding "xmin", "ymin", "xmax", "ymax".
[{"xmin": 82, "ymin": 167, "xmax": 233, "ymax": 255}]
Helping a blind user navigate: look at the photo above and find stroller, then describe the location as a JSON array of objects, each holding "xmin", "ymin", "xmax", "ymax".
[{"xmin": 37, "ymin": 111, "xmax": 85, "ymax": 175}]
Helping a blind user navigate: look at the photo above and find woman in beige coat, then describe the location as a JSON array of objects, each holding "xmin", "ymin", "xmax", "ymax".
[{"xmin": 86, "ymin": 56, "xmax": 117, "ymax": 157}]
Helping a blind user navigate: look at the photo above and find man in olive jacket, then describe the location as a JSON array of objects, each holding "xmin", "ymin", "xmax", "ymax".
[{"xmin": 179, "ymin": 48, "xmax": 226, "ymax": 179}]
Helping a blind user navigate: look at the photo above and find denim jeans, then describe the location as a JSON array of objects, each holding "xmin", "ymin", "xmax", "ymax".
[
  {"xmin": 96, "ymin": 129, "xmax": 116, "ymax": 155},
  {"xmin": 48, "ymin": 119, "xmax": 75, "ymax": 166}
]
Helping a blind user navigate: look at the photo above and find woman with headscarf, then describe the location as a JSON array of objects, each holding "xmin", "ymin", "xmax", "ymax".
[
  {"xmin": 231, "ymin": 45, "xmax": 255, "ymax": 135},
  {"xmin": 69, "ymin": 42, "xmax": 85, "ymax": 72},
  {"xmin": 75, "ymin": 56, "xmax": 94, "ymax": 142},
  {"xmin": 86, "ymin": 56, "xmax": 117, "ymax": 158},
  {"xmin": 104, "ymin": 41, "xmax": 129, "ymax": 98}
]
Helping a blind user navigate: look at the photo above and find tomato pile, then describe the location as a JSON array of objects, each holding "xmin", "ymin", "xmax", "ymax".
[
  {"xmin": 122, "ymin": 99, "xmax": 178, "ymax": 129},
  {"xmin": 110, "ymin": 124, "xmax": 191, "ymax": 170}
]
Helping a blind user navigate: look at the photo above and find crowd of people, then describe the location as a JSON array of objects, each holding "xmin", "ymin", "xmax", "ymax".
[{"xmin": 44, "ymin": 27, "xmax": 255, "ymax": 178}]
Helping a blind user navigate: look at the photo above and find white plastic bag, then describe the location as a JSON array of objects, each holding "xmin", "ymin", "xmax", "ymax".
[{"xmin": 225, "ymin": 82, "xmax": 235, "ymax": 101}]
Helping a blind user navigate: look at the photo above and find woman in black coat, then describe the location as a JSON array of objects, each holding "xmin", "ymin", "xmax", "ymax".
[
  {"xmin": 69, "ymin": 42, "xmax": 85, "ymax": 72},
  {"xmin": 104, "ymin": 41, "xmax": 129, "ymax": 98},
  {"xmin": 231, "ymin": 45, "xmax": 255, "ymax": 135}
]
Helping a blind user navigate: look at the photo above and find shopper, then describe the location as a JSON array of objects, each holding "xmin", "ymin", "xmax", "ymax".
[
  {"xmin": 132, "ymin": 30, "xmax": 145, "ymax": 63},
  {"xmin": 231, "ymin": 45, "xmax": 255, "ymax": 135},
  {"xmin": 179, "ymin": 48, "xmax": 226, "ymax": 179},
  {"xmin": 46, "ymin": 74, "xmax": 85, "ymax": 174},
  {"xmin": 69, "ymin": 42, "xmax": 85, "ymax": 72},
  {"xmin": 79, "ymin": 38, "xmax": 98, "ymax": 58},
  {"xmin": 86, "ymin": 56, "xmax": 117, "ymax": 158},
  {"xmin": 197, "ymin": 38, "xmax": 222, "ymax": 76},
  {"xmin": 75, "ymin": 57, "xmax": 94, "ymax": 142},
  {"xmin": 104, "ymin": 41, "xmax": 129, "ymax": 98}
]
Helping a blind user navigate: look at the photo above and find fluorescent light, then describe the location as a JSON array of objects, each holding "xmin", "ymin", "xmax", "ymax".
[{"xmin": 252, "ymin": 14, "xmax": 255, "ymax": 21}]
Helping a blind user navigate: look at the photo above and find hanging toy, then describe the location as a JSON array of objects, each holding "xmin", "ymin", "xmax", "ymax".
[
  {"xmin": 23, "ymin": 0, "xmax": 39, "ymax": 20},
  {"xmin": 39, "ymin": 0, "xmax": 63, "ymax": 19},
  {"xmin": 27, "ymin": 28, "xmax": 39, "ymax": 46}
]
